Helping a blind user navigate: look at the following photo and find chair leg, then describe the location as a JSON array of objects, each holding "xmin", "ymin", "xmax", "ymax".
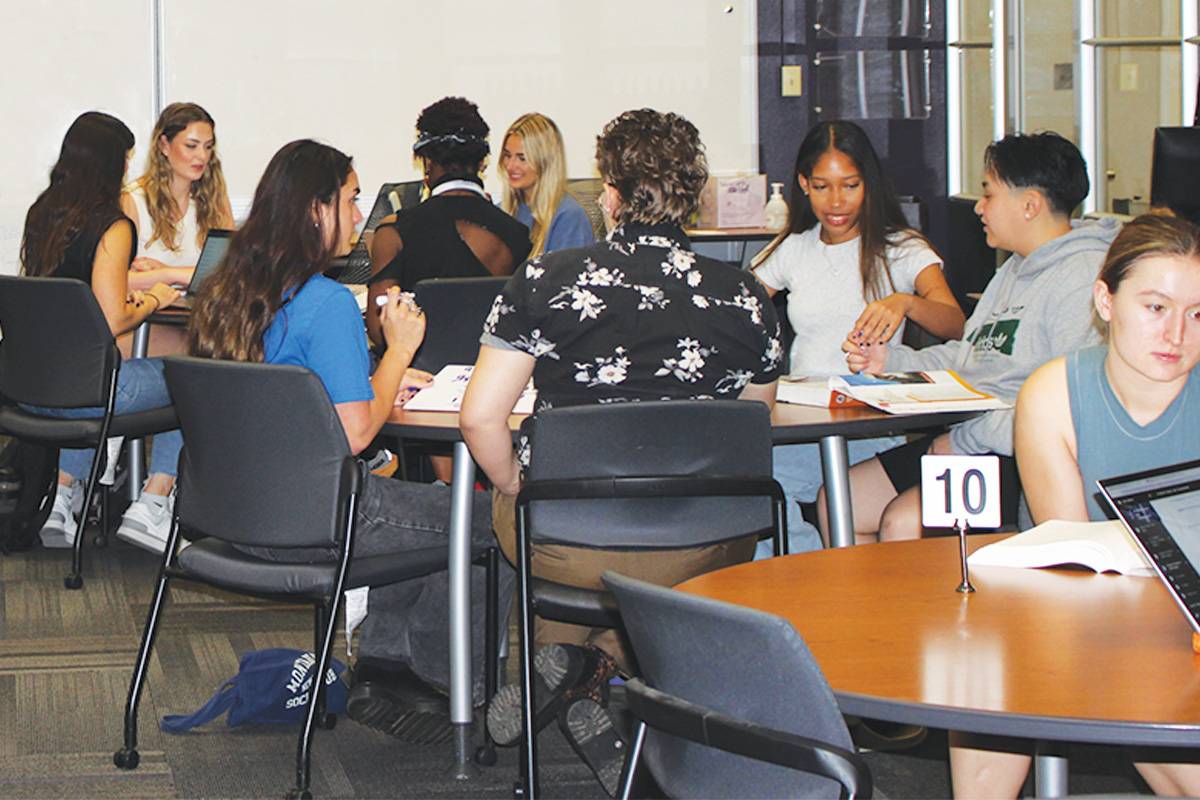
[
  {"xmin": 617, "ymin": 720, "xmax": 648, "ymax": 800},
  {"xmin": 515, "ymin": 521, "xmax": 539, "ymax": 799},
  {"xmin": 291, "ymin": 592, "xmax": 343, "ymax": 799},
  {"xmin": 312, "ymin": 604, "xmax": 336, "ymax": 730},
  {"xmin": 65, "ymin": 453, "xmax": 106, "ymax": 590},
  {"xmin": 94, "ymin": 485, "xmax": 110, "ymax": 549},
  {"xmin": 474, "ymin": 547, "xmax": 500, "ymax": 767},
  {"xmin": 114, "ymin": 571, "xmax": 172, "ymax": 770}
]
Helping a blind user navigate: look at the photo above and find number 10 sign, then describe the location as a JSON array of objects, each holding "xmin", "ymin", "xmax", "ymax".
[{"xmin": 920, "ymin": 455, "xmax": 1001, "ymax": 530}]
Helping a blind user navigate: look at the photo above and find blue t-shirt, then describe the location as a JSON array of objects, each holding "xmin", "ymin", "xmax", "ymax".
[
  {"xmin": 263, "ymin": 275, "xmax": 373, "ymax": 405},
  {"xmin": 515, "ymin": 193, "xmax": 594, "ymax": 255}
]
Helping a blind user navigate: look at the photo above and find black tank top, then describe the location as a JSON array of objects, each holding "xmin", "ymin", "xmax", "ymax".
[
  {"xmin": 372, "ymin": 193, "xmax": 531, "ymax": 288},
  {"xmin": 51, "ymin": 215, "xmax": 136, "ymax": 284}
]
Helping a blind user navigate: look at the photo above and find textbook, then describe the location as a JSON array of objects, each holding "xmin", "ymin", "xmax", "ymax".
[
  {"xmin": 967, "ymin": 519, "xmax": 1155, "ymax": 577},
  {"xmin": 400, "ymin": 364, "xmax": 537, "ymax": 414},
  {"xmin": 777, "ymin": 370, "xmax": 1009, "ymax": 414}
]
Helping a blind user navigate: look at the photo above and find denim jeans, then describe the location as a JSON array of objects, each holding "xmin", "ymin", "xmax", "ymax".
[
  {"xmin": 22, "ymin": 357, "xmax": 182, "ymax": 481},
  {"xmin": 755, "ymin": 435, "xmax": 904, "ymax": 559}
]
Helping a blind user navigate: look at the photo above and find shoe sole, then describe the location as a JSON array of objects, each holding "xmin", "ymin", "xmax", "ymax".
[
  {"xmin": 564, "ymin": 699, "xmax": 625, "ymax": 797},
  {"xmin": 115, "ymin": 527, "xmax": 167, "ymax": 555},
  {"xmin": 346, "ymin": 685, "xmax": 453, "ymax": 745},
  {"xmin": 486, "ymin": 644, "xmax": 571, "ymax": 746}
]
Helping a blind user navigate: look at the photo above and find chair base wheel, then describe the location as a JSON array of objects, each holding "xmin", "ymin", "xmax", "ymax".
[
  {"xmin": 474, "ymin": 744, "xmax": 497, "ymax": 766},
  {"xmin": 64, "ymin": 574, "xmax": 83, "ymax": 590},
  {"xmin": 513, "ymin": 780, "xmax": 526, "ymax": 798},
  {"xmin": 316, "ymin": 712, "xmax": 337, "ymax": 730},
  {"xmin": 285, "ymin": 788, "xmax": 312, "ymax": 799},
  {"xmin": 113, "ymin": 748, "xmax": 139, "ymax": 769}
]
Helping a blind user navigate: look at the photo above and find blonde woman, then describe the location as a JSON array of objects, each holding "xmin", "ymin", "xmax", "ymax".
[
  {"xmin": 121, "ymin": 102, "xmax": 234, "ymax": 290},
  {"xmin": 498, "ymin": 113, "xmax": 593, "ymax": 258}
]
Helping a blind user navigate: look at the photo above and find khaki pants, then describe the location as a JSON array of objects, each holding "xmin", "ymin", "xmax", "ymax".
[{"xmin": 492, "ymin": 490, "xmax": 757, "ymax": 670}]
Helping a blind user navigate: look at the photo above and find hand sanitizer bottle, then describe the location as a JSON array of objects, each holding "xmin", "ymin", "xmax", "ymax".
[{"xmin": 764, "ymin": 182, "xmax": 789, "ymax": 231}]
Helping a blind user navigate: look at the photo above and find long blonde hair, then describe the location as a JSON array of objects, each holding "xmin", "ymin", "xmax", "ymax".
[
  {"xmin": 499, "ymin": 113, "xmax": 567, "ymax": 258},
  {"xmin": 135, "ymin": 102, "xmax": 230, "ymax": 252}
]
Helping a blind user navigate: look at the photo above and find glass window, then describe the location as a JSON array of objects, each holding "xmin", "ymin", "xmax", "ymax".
[
  {"xmin": 813, "ymin": 50, "xmax": 932, "ymax": 119},
  {"xmin": 959, "ymin": 48, "xmax": 996, "ymax": 191},
  {"xmin": 1021, "ymin": 0, "xmax": 1079, "ymax": 142},
  {"xmin": 815, "ymin": 0, "xmax": 932, "ymax": 39},
  {"xmin": 959, "ymin": 0, "xmax": 994, "ymax": 42},
  {"xmin": 1099, "ymin": 0, "xmax": 1181, "ymax": 38},
  {"xmin": 1099, "ymin": 46, "xmax": 1182, "ymax": 210}
]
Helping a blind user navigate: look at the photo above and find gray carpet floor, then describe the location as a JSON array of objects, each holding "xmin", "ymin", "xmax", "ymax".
[{"xmin": 0, "ymin": 518, "xmax": 1148, "ymax": 798}]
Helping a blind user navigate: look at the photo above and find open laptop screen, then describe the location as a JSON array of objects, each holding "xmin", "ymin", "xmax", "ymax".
[
  {"xmin": 189, "ymin": 229, "xmax": 233, "ymax": 293},
  {"xmin": 1099, "ymin": 459, "xmax": 1200, "ymax": 634}
]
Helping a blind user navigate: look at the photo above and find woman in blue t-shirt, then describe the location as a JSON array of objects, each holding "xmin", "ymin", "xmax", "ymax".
[
  {"xmin": 953, "ymin": 213, "xmax": 1200, "ymax": 799},
  {"xmin": 498, "ymin": 112, "xmax": 594, "ymax": 258},
  {"xmin": 187, "ymin": 139, "xmax": 511, "ymax": 745}
]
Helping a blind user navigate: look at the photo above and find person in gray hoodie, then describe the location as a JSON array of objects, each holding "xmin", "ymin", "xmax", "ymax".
[{"xmin": 830, "ymin": 132, "xmax": 1121, "ymax": 543}]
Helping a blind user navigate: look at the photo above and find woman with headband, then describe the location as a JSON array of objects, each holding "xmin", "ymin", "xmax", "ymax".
[{"xmin": 366, "ymin": 96, "xmax": 532, "ymax": 347}]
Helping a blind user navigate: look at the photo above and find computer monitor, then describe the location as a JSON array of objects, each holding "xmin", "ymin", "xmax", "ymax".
[{"xmin": 1150, "ymin": 127, "xmax": 1200, "ymax": 226}]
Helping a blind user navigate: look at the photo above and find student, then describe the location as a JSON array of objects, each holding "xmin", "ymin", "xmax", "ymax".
[
  {"xmin": 460, "ymin": 109, "xmax": 783, "ymax": 794},
  {"xmin": 838, "ymin": 131, "xmax": 1121, "ymax": 543},
  {"xmin": 752, "ymin": 120, "xmax": 964, "ymax": 554},
  {"xmin": 121, "ymin": 102, "xmax": 234, "ymax": 288},
  {"xmin": 187, "ymin": 139, "xmax": 513, "ymax": 744},
  {"xmin": 366, "ymin": 96, "xmax": 531, "ymax": 347},
  {"xmin": 950, "ymin": 213, "xmax": 1200, "ymax": 799},
  {"xmin": 19, "ymin": 112, "xmax": 182, "ymax": 551},
  {"xmin": 498, "ymin": 112, "xmax": 594, "ymax": 257}
]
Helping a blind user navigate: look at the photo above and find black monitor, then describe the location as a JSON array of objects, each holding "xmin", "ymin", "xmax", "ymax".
[{"xmin": 1150, "ymin": 127, "xmax": 1200, "ymax": 226}]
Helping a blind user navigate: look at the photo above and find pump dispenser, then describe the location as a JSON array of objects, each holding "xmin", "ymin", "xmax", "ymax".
[{"xmin": 764, "ymin": 182, "xmax": 788, "ymax": 231}]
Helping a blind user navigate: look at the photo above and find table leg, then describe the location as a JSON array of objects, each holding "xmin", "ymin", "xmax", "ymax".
[
  {"xmin": 819, "ymin": 434, "xmax": 855, "ymax": 548},
  {"xmin": 126, "ymin": 322, "xmax": 151, "ymax": 502},
  {"xmin": 447, "ymin": 440, "xmax": 476, "ymax": 779},
  {"xmin": 1034, "ymin": 746, "xmax": 1069, "ymax": 798}
]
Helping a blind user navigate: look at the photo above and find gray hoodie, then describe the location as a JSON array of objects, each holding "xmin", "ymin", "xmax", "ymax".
[{"xmin": 885, "ymin": 217, "xmax": 1121, "ymax": 456}]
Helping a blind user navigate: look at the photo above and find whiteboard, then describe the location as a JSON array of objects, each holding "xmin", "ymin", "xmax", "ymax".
[{"xmin": 0, "ymin": 1, "xmax": 758, "ymax": 274}]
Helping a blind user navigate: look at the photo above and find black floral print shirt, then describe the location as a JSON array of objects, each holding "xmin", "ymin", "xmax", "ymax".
[{"xmin": 482, "ymin": 222, "xmax": 783, "ymax": 461}]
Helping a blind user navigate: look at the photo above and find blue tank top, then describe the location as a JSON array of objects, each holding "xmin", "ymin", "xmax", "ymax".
[{"xmin": 1067, "ymin": 345, "xmax": 1200, "ymax": 520}]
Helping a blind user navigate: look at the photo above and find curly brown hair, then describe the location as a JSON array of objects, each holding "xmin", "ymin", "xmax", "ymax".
[{"xmin": 595, "ymin": 109, "xmax": 708, "ymax": 226}]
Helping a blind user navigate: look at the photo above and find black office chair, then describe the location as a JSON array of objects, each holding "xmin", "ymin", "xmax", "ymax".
[
  {"xmin": 512, "ymin": 400, "xmax": 787, "ymax": 798},
  {"xmin": 410, "ymin": 276, "xmax": 510, "ymax": 373},
  {"xmin": 566, "ymin": 177, "xmax": 607, "ymax": 241},
  {"xmin": 0, "ymin": 275, "xmax": 179, "ymax": 589},
  {"xmin": 603, "ymin": 572, "xmax": 871, "ymax": 799},
  {"xmin": 112, "ymin": 358, "xmax": 501, "ymax": 799}
]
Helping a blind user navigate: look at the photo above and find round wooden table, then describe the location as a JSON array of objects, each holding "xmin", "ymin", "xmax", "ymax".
[{"xmin": 676, "ymin": 535, "xmax": 1200, "ymax": 795}]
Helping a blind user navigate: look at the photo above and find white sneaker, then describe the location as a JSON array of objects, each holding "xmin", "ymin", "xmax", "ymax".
[
  {"xmin": 115, "ymin": 490, "xmax": 175, "ymax": 555},
  {"xmin": 100, "ymin": 436, "xmax": 125, "ymax": 486},
  {"xmin": 40, "ymin": 480, "xmax": 84, "ymax": 549}
]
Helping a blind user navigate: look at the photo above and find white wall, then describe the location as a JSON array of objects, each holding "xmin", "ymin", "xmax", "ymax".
[{"xmin": 1, "ymin": 1, "xmax": 759, "ymax": 274}]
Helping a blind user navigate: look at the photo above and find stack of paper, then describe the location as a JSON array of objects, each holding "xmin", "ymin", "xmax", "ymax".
[
  {"xmin": 401, "ymin": 364, "xmax": 536, "ymax": 415},
  {"xmin": 778, "ymin": 370, "xmax": 1009, "ymax": 415}
]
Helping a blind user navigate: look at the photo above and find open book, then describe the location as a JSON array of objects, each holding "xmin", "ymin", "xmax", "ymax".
[
  {"xmin": 967, "ymin": 519, "xmax": 1155, "ymax": 577},
  {"xmin": 778, "ymin": 370, "xmax": 1009, "ymax": 414},
  {"xmin": 400, "ymin": 364, "xmax": 537, "ymax": 414}
]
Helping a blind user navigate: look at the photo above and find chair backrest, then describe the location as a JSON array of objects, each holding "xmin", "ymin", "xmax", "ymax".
[
  {"xmin": 565, "ymin": 177, "xmax": 607, "ymax": 241},
  {"xmin": 1151, "ymin": 127, "xmax": 1200, "ymax": 225},
  {"xmin": 410, "ymin": 276, "xmax": 509, "ymax": 373},
  {"xmin": 163, "ymin": 357, "xmax": 355, "ymax": 549},
  {"xmin": 524, "ymin": 400, "xmax": 774, "ymax": 549},
  {"xmin": 0, "ymin": 275, "xmax": 117, "ymax": 408},
  {"xmin": 604, "ymin": 572, "xmax": 854, "ymax": 799}
]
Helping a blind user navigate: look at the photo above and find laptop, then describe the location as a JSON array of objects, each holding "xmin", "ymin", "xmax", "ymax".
[
  {"xmin": 174, "ymin": 228, "xmax": 233, "ymax": 309},
  {"xmin": 1099, "ymin": 458, "xmax": 1200, "ymax": 634},
  {"xmin": 327, "ymin": 181, "xmax": 422, "ymax": 284}
]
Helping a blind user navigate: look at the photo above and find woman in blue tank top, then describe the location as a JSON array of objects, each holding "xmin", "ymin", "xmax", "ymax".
[{"xmin": 951, "ymin": 213, "xmax": 1200, "ymax": 799}]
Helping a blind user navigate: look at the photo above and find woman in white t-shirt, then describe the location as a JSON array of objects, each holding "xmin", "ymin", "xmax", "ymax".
[{"xmin": 752, "ymin": 120, "xmax": 964, "ymax": 554}]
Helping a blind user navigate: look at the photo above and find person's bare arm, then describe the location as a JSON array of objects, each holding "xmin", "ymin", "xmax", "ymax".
[
  {"xmin": 90, "ymin": 220, "xmax": 179, "ymax": 335},
  {"xmin": 1014, "ymin": 357, "xmax": 1089, "ymax": 523},
  {"xmin": 366, "ymin": 224, "xmax": 404, "ymax": 346},
  {"xmin": 460, "ymin": 345, "xmax": 536, "ymax": 497},
  {"xmin": 850, "ymin": 264, "xmax": 965, "ymax": 344}
]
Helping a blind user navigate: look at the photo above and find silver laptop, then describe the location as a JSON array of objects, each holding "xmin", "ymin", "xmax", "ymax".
[
  {"xmin": 1099, "ymin": 458, "xmax": 1200, "ymax": 634},
  {"xmin": 175, "ymin": 228, "xmax": 233, "ymax": 309}
]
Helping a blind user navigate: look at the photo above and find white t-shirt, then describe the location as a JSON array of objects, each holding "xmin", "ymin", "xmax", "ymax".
[
  {"xmin": 127, "ymin": 186, "xmax": 202, "ymax": 267},
  {"xmin": 754, "ymin": 226, "xmax": 941, "ymax": 375}
]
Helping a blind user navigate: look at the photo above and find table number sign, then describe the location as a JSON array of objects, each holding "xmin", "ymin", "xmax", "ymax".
[{"xmin": 921, "ymin": 454, "xmax": 1001, "ymax": 593}]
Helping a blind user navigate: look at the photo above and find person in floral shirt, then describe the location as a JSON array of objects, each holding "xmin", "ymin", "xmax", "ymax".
[{"xmin": 460, "ymin": 108, "xmax": 782, "ymax": 793}]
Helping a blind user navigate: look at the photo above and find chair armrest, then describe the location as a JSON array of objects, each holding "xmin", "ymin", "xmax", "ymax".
[{"xmin": 624, "ymin": 678, "xmax": 872, "ymax": 799}]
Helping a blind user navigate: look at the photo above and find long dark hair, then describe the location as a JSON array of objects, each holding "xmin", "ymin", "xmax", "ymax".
[
  {"xmin": 188, "ymin": 139, "xmax": 353, "ymax": 361},
  {"xmin": 21, "ymin": 111, "xmax": 134, "ymax": 276},
  {"xmin": 754, "ymin": 120, "xmax": 935, "ymax": 302}
]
